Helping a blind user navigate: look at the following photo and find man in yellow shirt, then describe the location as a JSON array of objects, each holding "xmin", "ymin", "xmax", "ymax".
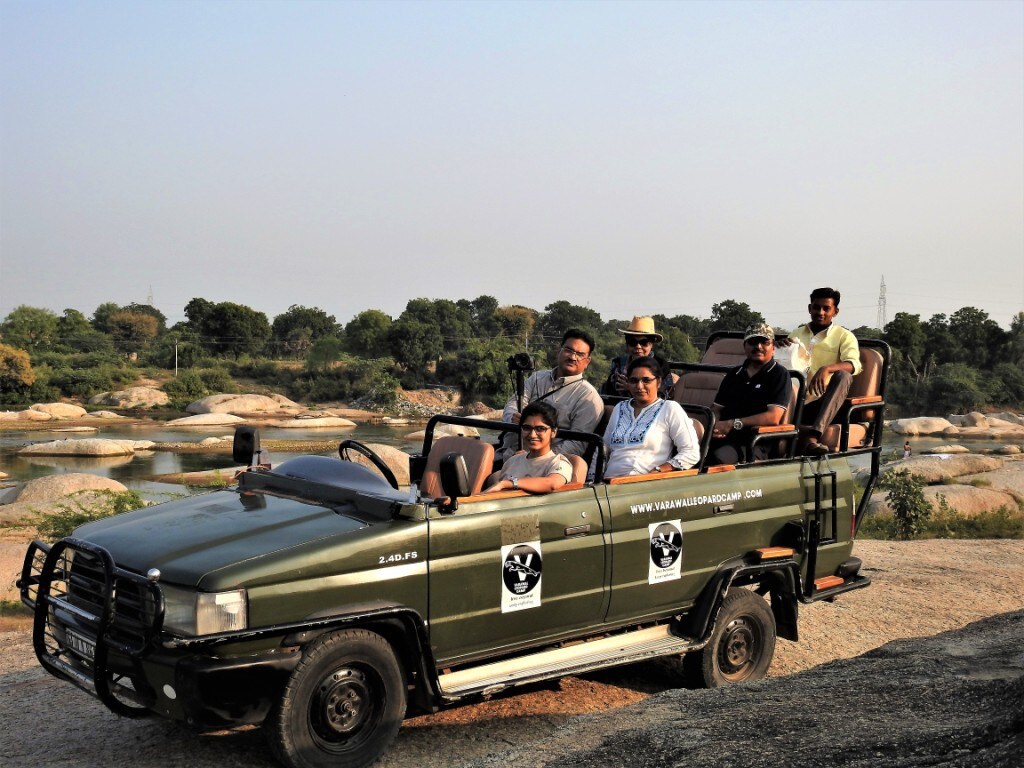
[{"xmin": 780, "ymin": 287, "xmax": 861, "ymax": 455}]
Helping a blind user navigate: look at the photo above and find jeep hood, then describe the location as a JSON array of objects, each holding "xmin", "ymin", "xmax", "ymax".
[{"xmin": 74, "ymin": 489, "xmax": 368, "ymax": 586}]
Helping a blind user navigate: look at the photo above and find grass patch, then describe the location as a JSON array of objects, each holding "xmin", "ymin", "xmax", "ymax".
[
  {"xmin": 35, "ymin": 489, "xmax": 148, "ymax": 542},
  {"xmin": 859, "ymin": 504, "xmax": 1024, "ymax": 540},
  {"xmin": 0, "ymin": 599, "xmax": 30, "ymax": 617}
]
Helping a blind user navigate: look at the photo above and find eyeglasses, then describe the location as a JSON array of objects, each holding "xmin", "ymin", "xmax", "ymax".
[
  {"xmin": 520, "ymin": 425, "xmax": 552, "ymax": 435},
  {"xmin": 560, "ymin": 346, "xmax": 590, "ymax": 360},
  {"xmin": 628, "ymin": 376, "xmax": 658, "ymax": 385},
  {"xmin": 745, "ymin": 337, "xmax": 773, "ymax": 347},
  {"xmin": 625, "ymin": 337, "xmax": 653, "ymax": 347}
]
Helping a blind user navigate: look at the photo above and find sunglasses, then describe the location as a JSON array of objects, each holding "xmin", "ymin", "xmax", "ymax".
[
  {"xmin": 625, "ymin": 337, "xmax": 653, "ymax": 347},
  {"xmin": 520, "ymin": 425, "xmax": 552, "ymax": 435},
  {"xmin": 628, "ymin": 376, "xmax": 658, "ymax": 385}
]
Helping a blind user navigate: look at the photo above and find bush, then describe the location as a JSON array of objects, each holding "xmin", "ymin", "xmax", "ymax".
[
  {"xmin": 35, "ymin": 490, "xmax": 148, "ymax": 542},
  {"xmin": 878, "ymin": 469, "xmax": 931, "ymax": 539}
]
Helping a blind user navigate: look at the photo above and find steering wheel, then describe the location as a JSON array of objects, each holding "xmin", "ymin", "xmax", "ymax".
[{"xmin": 338, "ymin": 439, "xmax": 399, "ymax": 490}]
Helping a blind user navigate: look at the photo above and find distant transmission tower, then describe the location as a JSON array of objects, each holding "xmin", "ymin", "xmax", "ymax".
[
  {"xmin": 147, "ymin": 285, "xmax": 154, "ymax": 306},
  {"xmin": 876, "ymin": 275, "xmax": 887, "ymax": 330}
]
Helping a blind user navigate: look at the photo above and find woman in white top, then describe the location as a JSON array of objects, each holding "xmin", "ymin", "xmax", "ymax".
[
  {"xmin": 603, "ymin": 356, "xmax": 700, "ymax": 478},
  {"xmin": 483, "ymin": 401, "xmax": 573, "ymax": 494}
]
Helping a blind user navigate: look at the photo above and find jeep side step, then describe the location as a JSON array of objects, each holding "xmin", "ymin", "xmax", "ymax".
[{"xmin": 438, "ymin": 624, "xmax": 696, "ymax": 698}]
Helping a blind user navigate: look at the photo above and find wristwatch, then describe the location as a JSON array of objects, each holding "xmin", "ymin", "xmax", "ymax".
[
  {"xmin": 733, "ymin": 419, "xmax": 744, "ymax": 431},
  {"xmin": 510, "ymin": 477, "xmax": 519, "ymax": 490}
]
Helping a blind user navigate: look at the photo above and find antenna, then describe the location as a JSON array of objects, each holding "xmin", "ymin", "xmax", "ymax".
[
  {"xmin": 876, "ymin": 275, "xmax": 887, "ymax": 330},
  {"xmin": 147, "ymin": 284, "xmax": 154, "ymax": 306}
]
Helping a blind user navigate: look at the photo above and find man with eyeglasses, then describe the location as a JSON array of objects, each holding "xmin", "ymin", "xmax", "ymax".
[
  {"xmin": 778, "ymin": 287, "xmax": 861, "ymax": 456},
  {"xmin": 600, "ymin": 316, "xmax": 679, "ymax": 398},
  {"xmin": 498, "ymin": 328, "xmax": 604, "ymax": 461},
  {"xmin": 709, "ymin": 323, "xmax": 790, "ymax": 465}
]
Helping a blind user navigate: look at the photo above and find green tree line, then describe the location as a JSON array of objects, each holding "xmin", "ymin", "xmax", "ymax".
[{"xmin": 1, "ymin": 297, "xmax": 1022, "ymax": 415}]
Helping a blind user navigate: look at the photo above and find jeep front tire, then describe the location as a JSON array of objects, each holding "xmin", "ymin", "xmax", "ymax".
[{"xmin": 267, "ymin": 628, "xmax": 406, "ymax": 768}]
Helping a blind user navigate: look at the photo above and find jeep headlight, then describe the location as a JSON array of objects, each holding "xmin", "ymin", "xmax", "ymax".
[{"xmin": 162, "ymin": 586, "xmax": 248, "ymax": 636}]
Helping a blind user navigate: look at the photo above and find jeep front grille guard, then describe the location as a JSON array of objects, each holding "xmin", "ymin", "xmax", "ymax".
[{"xmin": 20, "ymin": 538, "xmax": 165, "ymax": 718}]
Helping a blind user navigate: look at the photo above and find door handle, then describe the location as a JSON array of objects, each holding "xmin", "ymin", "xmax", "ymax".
[
  {"xmin": 564, "ymin": 524, "xmax": 590, "ymax": 537},
  {"xmin": 714, "ymin": 504, "xmax": 735, "ymax": 515}
]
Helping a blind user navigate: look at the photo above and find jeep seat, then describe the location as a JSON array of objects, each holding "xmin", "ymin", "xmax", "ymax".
[
  {"xmin": 421, "ymin": 436, "xmax": 495, "ymax": 499},
  {"xmin": 816, "ymin": 342, "xmax": 887, "ymax": 452}
]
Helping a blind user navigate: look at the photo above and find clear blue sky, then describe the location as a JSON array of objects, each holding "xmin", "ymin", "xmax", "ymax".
[{"xmin": 2, "ymin": 0, "xmax": 1022, "ymax": 333}]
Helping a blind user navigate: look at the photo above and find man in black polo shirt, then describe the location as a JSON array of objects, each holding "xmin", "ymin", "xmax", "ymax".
[{"xmin": 709, "ymin": 323, "xmax": 790, "ymax": 465}]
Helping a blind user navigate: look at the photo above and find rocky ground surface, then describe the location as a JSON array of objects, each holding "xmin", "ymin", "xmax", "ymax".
[{"xmin": 2, "ymin": 539, "xmax": 1023, "ymax": 767}]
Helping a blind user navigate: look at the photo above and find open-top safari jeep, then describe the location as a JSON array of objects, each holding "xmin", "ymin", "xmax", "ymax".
[{"xmin": 20, "ymin": 338, "xmax": 890, "ymax": 768}]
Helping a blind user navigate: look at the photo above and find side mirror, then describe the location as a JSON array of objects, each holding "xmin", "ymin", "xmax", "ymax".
[
  {"xmin": 438, "ymin": 452, "xmax": 470, "ymax": 513},
  {"xmin": 233, "ymin": 426, "xmax": 261, "ymax": 466}
]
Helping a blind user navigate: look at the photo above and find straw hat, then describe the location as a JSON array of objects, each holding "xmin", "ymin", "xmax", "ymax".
[{"xmin": 617, "ymin": 316, "xmax": 663, "ymax": 343}]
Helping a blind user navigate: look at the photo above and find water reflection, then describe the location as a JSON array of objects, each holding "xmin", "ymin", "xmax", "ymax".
[{"xmin": 21, "ymin": 454, "xmax": 137, "ymax": 470}]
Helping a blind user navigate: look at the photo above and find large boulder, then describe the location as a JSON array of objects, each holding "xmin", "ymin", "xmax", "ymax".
[
  {"xmin": 0, "ymin": 408, "xmax": 54, "ymax": 422},
  {"xmin": 346, "ymin": 443, "xmax": 412, "ymax": 486},
  {"xmin": 187, "ymin": 394, "xmax": 294, "ymax": 415},
  {"xmin": 18, "ymin": 438, "xmax": 142, "ymax": 457},
  {"xmin": 888, "ymin": 417, "xmax": 956, "ymax": 436},
  {"xmin": 90, "ymin": 387, "xmax": 170, "ymax": 408},
  {"xmin": 166, "ymin": 413, "xmax": 246, "ymax": 426},
  {"xmin": 30, "ymin": 402, "xmax": 88, "ymax": 419},
  {"xmin": 961, "ymin": 460, "xmax": 1024, "ymax": 499},
  {"xmin": 882, "ymin": 454, "xmax": 1004, "ymax": 484},
  {"xmin": 8, "ymin": 473, "xmax": 128, "ymax": 504},
  {"xmin": 867, "ymin": 484, "xmax": 1018, "ymax": 518},
  {"xmin": 404, "ymin": 423, "xmax": 481, "ymax": 442}
]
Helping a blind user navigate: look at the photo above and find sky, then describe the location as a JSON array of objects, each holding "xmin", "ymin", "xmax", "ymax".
[{"xmin": 1, "ymin": 0, "xmax": 1022, "ymax": 335}]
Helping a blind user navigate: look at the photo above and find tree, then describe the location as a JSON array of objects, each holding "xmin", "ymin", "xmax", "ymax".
[
  {"xmin": 459, "ymin": 295, "xmax": 500, "ymax": 337},
  {"xmin": 947, "ymin": 306, "xmax": 1005, "ymax": 368},
  {"xmin": 493, "ymin": 306, "xmax": 537, "ymax": 347},
  {"xmin": 0, "ymin": 342, "xmax": 36, "ymax": 398},
  {"xmin": 55, "ymin": 309, "xmax": 114, "ymax": 354},
  {"xmin": 345, "ymin": 310, "xmax": 392, "ymax": 354},
  {"xmin": 536, "ymin": 301, "xmax": 603, "ymax": 347},
  {"xmin": 436, "ymin": 337, "xmax": 517, "ymax": 403},
  {"xmin": 924, "ymin": 363, "xmax": 986, "ymax": 414},
  {"xmin": 202, "ymin": 302, "xmax": 272, "ymax": 358},
  {"xmin": 0, "ymin": 305, "xmax": 59, "ymax": 352},
  {"xmin": 123, "ymin": 303, "xmax": 167, "ymax": 333},
  {"xmin": 184, "ymin": 298, "xmax": 215, "ymax": 331},
  {"xmin": 90, "ymin": 302, "xmax": 121, "ymax": 333},
  {"xmin": 884, "ymin": 313, "xmax": 926, "ymax": 377},
  {"xmin": 272, "ymin": 305, "xmax": 340, "ymax": 357},
  {"xmin": 1006, "ymin": 312, "xmax": 1024, "ymax": 366},
  {"xmin": 306, "ymin": 336, "xmax": 344, "ymax": 372},
  {"xmin": 708, "ymin": 300, "xmax": 764, "ymax": 334},
  {"xmin": 107, "ymin": 311, "xmax": 159, "ymax": 355}
]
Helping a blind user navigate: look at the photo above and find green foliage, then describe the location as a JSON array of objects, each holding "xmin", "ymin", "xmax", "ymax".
[
  {"xmin": 0, "ymin": 305, "xmax": 59, "ymax": 352},
  {"xmin": 162, "ymin": 367, "xmax": 237, "ymax": 406},
  {"xmin": 107, "ymin": 310, "xmax": 160, "ymax": 354},
  {"xmin": 185, "ymin": 299, "xmax": 271, "ymax": 358},
  {"xmin": 35, "ymin": 490, "xmax": 148, "ymax": 542},
  {"xmin": 708, "ymin": 300, "xmax": 763, "ymax": 334},
  {"xmin": 436, "ymin": 337, "xmax": 517, "ymax": 403},
  {"xmin": 924, "ymin": 363, "xmax": 986, "ymax": 414},
  {"xmin": 878, "ymin": 469, "xmax": 932, "ymax": 540},
  {"xmin": 860, "ymin": 502, "xmax": 1024, "ymax": 540},
  {"xmin": 306, "ymin": 336, "xmax": 343, "ymax": 372},
  {"xmin": 344, "ymin": 310, "xmax": 392, "ymax": 354},
  {"xmin": 272, "ymin": 305, "xmax": 340, "ymax": 358}
]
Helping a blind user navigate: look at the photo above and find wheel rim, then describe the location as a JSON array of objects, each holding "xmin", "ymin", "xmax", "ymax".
[
  {"xmin": 717, "ymin": 616, "xmax": 762, "ymax": 682},
  {"xmin": 309, "ymin": 665, "xmax": 383, "ymax": 753}
]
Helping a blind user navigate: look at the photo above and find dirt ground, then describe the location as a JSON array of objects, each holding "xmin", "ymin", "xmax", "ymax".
[{"xmin": 2, "ymin": 538, "xmax": 1023, "ymax": 767}]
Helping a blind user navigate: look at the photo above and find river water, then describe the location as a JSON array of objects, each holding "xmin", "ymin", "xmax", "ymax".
[{"xmin": 0, "ymin": 421, "xmax": 1012, "ymax": 502}]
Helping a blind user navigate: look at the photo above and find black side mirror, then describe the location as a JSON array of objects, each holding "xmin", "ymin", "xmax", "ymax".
[
  {"xmin": 233, "ymin": 426, "xmax": 261, "ymax": 466},
  {"xmin": 438, "ymin": 452, "xmax": 470, "ymax": 512}
]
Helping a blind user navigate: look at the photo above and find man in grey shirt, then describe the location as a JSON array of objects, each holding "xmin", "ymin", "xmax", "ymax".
[{"xmin": 499, "ymin": 328, "xmax": 604, "ymax": 461}]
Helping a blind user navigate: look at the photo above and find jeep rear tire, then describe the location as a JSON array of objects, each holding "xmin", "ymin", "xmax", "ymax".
[
  {"xmin": 683, "ymin": 588, "xmax": 776, "ymax": 688},
  {"xmin": 267, "ymin": 629, "xmax": 406, "ymax": 768}
]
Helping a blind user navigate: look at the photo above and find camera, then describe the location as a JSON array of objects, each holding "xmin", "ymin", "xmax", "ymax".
[{"xmin": 506, "ymin": 352, "xmax": 535, "ymax": 373}]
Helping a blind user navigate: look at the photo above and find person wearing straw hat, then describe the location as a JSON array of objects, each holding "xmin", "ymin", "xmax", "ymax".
[{"xmin": 601, "ymin": 316, "xmax": 679, "ymax": 399}]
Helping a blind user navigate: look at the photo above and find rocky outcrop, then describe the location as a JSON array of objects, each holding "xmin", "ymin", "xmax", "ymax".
[
  {"xmin": 888, "ymin": 417, "xmax": 957, "ymax": 435},
  {"xmin": 30, "ymin": 402, "xmax": 88, "ymax": 419},
  {"xmin": 166, "ymin": 413, "xmax": 246, "ymax": 426},
  {"xmin": 404, "ymin": 423, "xmax": 481, "ymax": 441},
  {"xmin": 0, "ymin": 409, "xmax": 53, "ymax": 422},
  {"xmin": 4, "ymin": 473, "xmax": 128, "ymax": 504},
  {"xmin": 18, "ymin": 438, "xmax": 153, "ymax": 457},
  {"xmin": 90, "ymin": 387, "xmax": 170, "ymax": 408},
  {"xmin": 883, "ymin": 454, "xmax": 1004, "ymax": 484},
  {"xmin": 869, "ymin": 485, "xmax": 1018, "ymax": 518},
  {"xmin": 346, "ymin": 443, "xmax": 412, "ymax": 486},
  {"xmin": 186, "ymin": 393, "xmax": 299, "ymax": 415}
]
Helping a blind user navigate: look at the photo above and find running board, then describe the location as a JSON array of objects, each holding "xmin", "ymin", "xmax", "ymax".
[{"xmin": 438, "ymin": 624, "xmax": 696, "ymax": 698}]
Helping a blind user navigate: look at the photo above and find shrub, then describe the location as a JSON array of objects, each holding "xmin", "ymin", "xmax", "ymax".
[
  {"xmin": 35, "ymin": 490, "xmax": 148, "ymax": 542},
  {"xmin": 878, "ymin": 469, "xmax": 931, "ymax": 539}
]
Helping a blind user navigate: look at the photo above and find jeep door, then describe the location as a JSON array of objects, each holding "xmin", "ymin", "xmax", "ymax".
[{"xmin": 426, "ymin": 485, "xmax": 608, "ymax": 665}]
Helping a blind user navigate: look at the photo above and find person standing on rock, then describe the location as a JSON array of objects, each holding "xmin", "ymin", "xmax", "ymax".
[
  {"xmin": 498, "ymin": 329, "xmax": 604, "ymax": 462},
  {"xmin": 778, "ymin": 287, "xmax": 861, "ymax": 456}
]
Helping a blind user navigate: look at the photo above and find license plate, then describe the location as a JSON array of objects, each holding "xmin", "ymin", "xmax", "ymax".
[{"xmin": 64, "ymin": 628, "xmax": 96, "ymax": 662}]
